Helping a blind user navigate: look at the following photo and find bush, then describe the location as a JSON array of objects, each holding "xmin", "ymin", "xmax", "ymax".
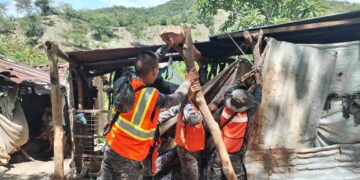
[
  {"xmin": 92, "ymin": 26, "xmax": 114, "ymax": 41},
  {"xmin": 160, "ymin": 18, "xmax": 168, "ymax": 26},
  {"xmin": 0, "ymin": 37, "xmax": 48, "ymax": 65},
  {"xmin": 62, "ymin": 22, "xmax": 89, "ymax": 49},
  {"xmin": 0, "ymin": 19, "xmax": 16, "ymax": 34},
  {"xmin": 100, "ymin": 34, "xmax": 109, "ymax": 42},
  {"xmin": 25, "ymin": 21, "xmax": 45, "ymax": 38}
]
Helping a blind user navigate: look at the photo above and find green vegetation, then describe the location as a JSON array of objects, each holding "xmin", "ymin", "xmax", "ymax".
[
  {"xmin": 0, "ymin": 37, "xmax": 48, "ymax": 65},
  {"xmin": 197, "ymin": 0, "xmax": 327, "ymax": 31},
  {"xmin": 325, "ymin": 0, "xmax": 360, "ymax": 14},
  {"xmin": 34, "ymin": 0, "xmax": 54, "ymax": 16},
  {"xmin": 61, "ymin": 20, "xmax": 90, "ymax": 49},
  {"xmin": 14, "ymin": 0, "xmax": 34, "ymax": 16}
]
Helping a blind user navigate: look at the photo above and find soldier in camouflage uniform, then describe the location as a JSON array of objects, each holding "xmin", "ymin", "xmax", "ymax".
[
  {"xmin": 207, "ymin": 71, "xmax": 262, "ymax": 180},
  {"xmin": 98, "ymin": 39, "xmax": 199, "ymax": 180}
]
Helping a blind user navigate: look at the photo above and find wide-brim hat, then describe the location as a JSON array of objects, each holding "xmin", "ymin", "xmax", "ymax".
[{"xmin": 225, "ymin": 89, "xmax": 255, "ymax": 113}]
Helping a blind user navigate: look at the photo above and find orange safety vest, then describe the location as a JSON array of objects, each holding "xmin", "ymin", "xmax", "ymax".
[
  {"xmin": 106, "ymin": 78, "xmax": 160, "ymax": 161},
  {"xmin": 220, "ymin": 107, "xmax": 248, "ymax": 153},
  {"xmin": 175, "ymin": 103, "xmax": 205, "ymax": 152}
]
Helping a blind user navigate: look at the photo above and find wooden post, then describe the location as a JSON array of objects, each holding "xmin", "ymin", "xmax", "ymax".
[
  {"xmin": 66, "ymin": 69, "xmax": 76, "ymax": 176},
  {"xmin": 45, "ymin": 41, "xmax": 65, "ymax": 179},
  {"xmin": 181, "ymin": 24, "xmax": 237, "ymax": 180}
]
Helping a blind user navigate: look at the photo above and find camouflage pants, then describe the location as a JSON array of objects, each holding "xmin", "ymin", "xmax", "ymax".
[
  {"xmin": 176, "ymin": 146, "xmax": 202, "ymax": 180},
  {"xmin": 97, "ymin": 145, "xmax": 145, "ymax": 180},
  {"xmin": 207, "ymin": 139, "xmax": 246, "ymax": 180}
]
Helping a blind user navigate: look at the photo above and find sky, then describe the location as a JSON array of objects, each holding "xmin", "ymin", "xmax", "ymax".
[
  {"xmin": 1, "ymin": 0, "xmax": 360, "ymax": 17},
  {"xmin": 0, "ymin": 0, "xmax": 170, "ymax": 17}
]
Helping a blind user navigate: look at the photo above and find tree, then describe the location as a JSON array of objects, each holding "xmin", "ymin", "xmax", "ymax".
[
  {"xmin": 15, "ymin": 0, "xmax": 33, "ymax": 16},
  {"xmin": 35, "ymin": 0, "xmax": 53, "ymax": 15},
  {"xmin": 197, "ymin": 0, "xmax": 326, "ymax": 31},
  {"xmin": 0, "ymin": 2, "xmax": 6, "ymax": 17}
]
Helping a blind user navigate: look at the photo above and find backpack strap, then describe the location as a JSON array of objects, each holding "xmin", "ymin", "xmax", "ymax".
[
  {"xmin": 103, "ymin": 86, "xmax": 147, "ymax": 137},
  {"xmin": 220, "ymin": 112, "xmax": 238, "ymax": 130}
]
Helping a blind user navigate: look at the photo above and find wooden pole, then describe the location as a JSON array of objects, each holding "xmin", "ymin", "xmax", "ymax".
[
  {"xmin": 181, "ymin": 24, "xmax": 237, "ymax": 180},
  {"xmin": 45, "ymin": 41, "xmax": 65, "ymax": 179},
  {"xmin": 66, "ymin": 69, "xmax": 77, "ymax": 176}
]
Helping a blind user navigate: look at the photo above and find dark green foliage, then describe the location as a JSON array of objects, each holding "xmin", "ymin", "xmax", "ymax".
[
  {"xmin": 78, "ymin": 0, "xmax": 200, "ymax": 28},
  {"xmin": 197, "ymin": 0, "xmax": 327, "ymax": 31},
  {"xmin": 25, "ymin": 21, "xmax": 44, "ymax": 38},
  {"xmin": 15, "ymin": 0, "xmax": 33, "ymax": 15},
  {"xmin": 88, "ymin": 16, "xmax": 115, "ymax": 41},
  {"xmin": 0, "ymin": 2, "xmax": 6, "ymax": 17},
  {"xmin": 34, "ymin": 0, "xmax": 53, "ymax": 15}
]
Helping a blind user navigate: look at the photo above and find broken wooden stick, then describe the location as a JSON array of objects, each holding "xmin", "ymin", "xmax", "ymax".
[
  {"xmin": 160, "ymin": 26, "xmax": 202, "ymax": 66},
  {"xmin": 180, "ymin": 24, "xmax": 237, "ymax": 180}
]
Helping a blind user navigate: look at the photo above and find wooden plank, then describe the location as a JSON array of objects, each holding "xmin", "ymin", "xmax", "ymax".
[{"xmin": 45, "ymin": 41, "xmax": 65, "ymax": 179}]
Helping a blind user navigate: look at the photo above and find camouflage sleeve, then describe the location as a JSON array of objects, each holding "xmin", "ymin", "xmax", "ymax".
[
  {"xmin": 252, "ymin": 84, "xmax": 262, "ymax": 112},
  {"xmin": 158, "ymin": 104, "xmax": 181, "ymax": 124},
  {"xmin": 247, "ymin": 84, "xmax": 262, "ymax": 119},
  {"xmin": 156, "ymin": 81, "xmax": 191, "ymax": 109},
  {"xmin": 155, "ymin": 46, "xmax": 170, "ymax": 60},
  {"xmin": 224, "ymin": 78, "xmax": 246, "ymax": 100}
]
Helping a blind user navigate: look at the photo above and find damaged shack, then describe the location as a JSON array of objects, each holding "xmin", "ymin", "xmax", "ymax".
[
  {"xmin": 0, "ymin": 57, "xmax": 70, "ymax": 169},
  {"xmin": 48, "ymin": 10, "xmax": 360, "ymax": 179}
]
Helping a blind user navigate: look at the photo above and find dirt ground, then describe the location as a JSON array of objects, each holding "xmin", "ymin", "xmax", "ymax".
[{"xmin": 1, "ymin": 159, "xmax": 72, "ymax": 180}]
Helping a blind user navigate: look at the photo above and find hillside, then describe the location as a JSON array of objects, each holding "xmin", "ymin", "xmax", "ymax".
[{"xmin": 0, "ymin": 0, "xmax": 359, "ymax": 65}]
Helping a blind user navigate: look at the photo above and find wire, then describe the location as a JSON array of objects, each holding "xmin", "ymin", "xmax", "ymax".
[{"xmin": 226, "ymin": 32, "xmax": 257, "ymax": 69}]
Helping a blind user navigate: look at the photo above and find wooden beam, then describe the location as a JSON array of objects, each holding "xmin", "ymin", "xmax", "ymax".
[
  {"xmin": 45, "ymin": 41, "xmax": 65, "ymax": 179},
  {"xmin": 181, "ymin": 24, "xmax": 237, "ymax": 180}
]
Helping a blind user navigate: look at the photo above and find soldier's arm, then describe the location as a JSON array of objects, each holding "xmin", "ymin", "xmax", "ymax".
[
  {"xmin": 156, "ymin": 80, "xmax": 191, "ymax": 109},
  {"xmin": 158, "ymin": 104, "xmax": 181, "ymax": 125},
  {"xmin": 252, "ymin": 72, "xmax": 263, "ymax": 111},
  {"xmin": 224, "ymin": 77, "xmax": 246, "ymax": 100}
]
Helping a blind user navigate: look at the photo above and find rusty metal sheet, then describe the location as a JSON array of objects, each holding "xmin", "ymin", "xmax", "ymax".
[
  {"xmin": 254, "ymin": 38, "xmax": 337, "ymax": 149},
  {"xmin": 0, "ymin": 58, "xmax": 50, "ymax": 86},
  {"xmin": 33, "ymin": 63, "xmax": 69, "ymax": 83},
  {"xmin": 245, "ymin": 144, "xmax": 360, "ymax": 180},
  {"xmin": 306, "ymin": 41, "xmax": 360, "ymax": 95}
]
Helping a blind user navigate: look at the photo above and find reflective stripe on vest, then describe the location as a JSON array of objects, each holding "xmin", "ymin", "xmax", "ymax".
[
  {"xmin": 106, "ymin": 78, "xmax": 160, "ymax": 161},
  {"xmin": 220, "ymin": 107, "xmax": 248, "ymax": 153},
  {"xmin": 175, "ymin": 103, "xmax": 205, "ymax": 152},
  {"xmin": 114, "ymin": 88, "xmax": 157, "ymax": 140},
  {"xmin": 221, "ymin": 107, "xmax": 248, "ymax": 123}
]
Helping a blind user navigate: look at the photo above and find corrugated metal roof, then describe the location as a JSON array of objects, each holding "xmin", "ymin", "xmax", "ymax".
[
  {"xmin": 33, "ymin": 63, "xmax": 68, "ymax": 82},
  {"xmin": 0, "ymin": 57, "xmax": 50, "ymax": 86},
  {"xmin": 211, "ymin": 10, "xmax": 360, "ymax": 44}
]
